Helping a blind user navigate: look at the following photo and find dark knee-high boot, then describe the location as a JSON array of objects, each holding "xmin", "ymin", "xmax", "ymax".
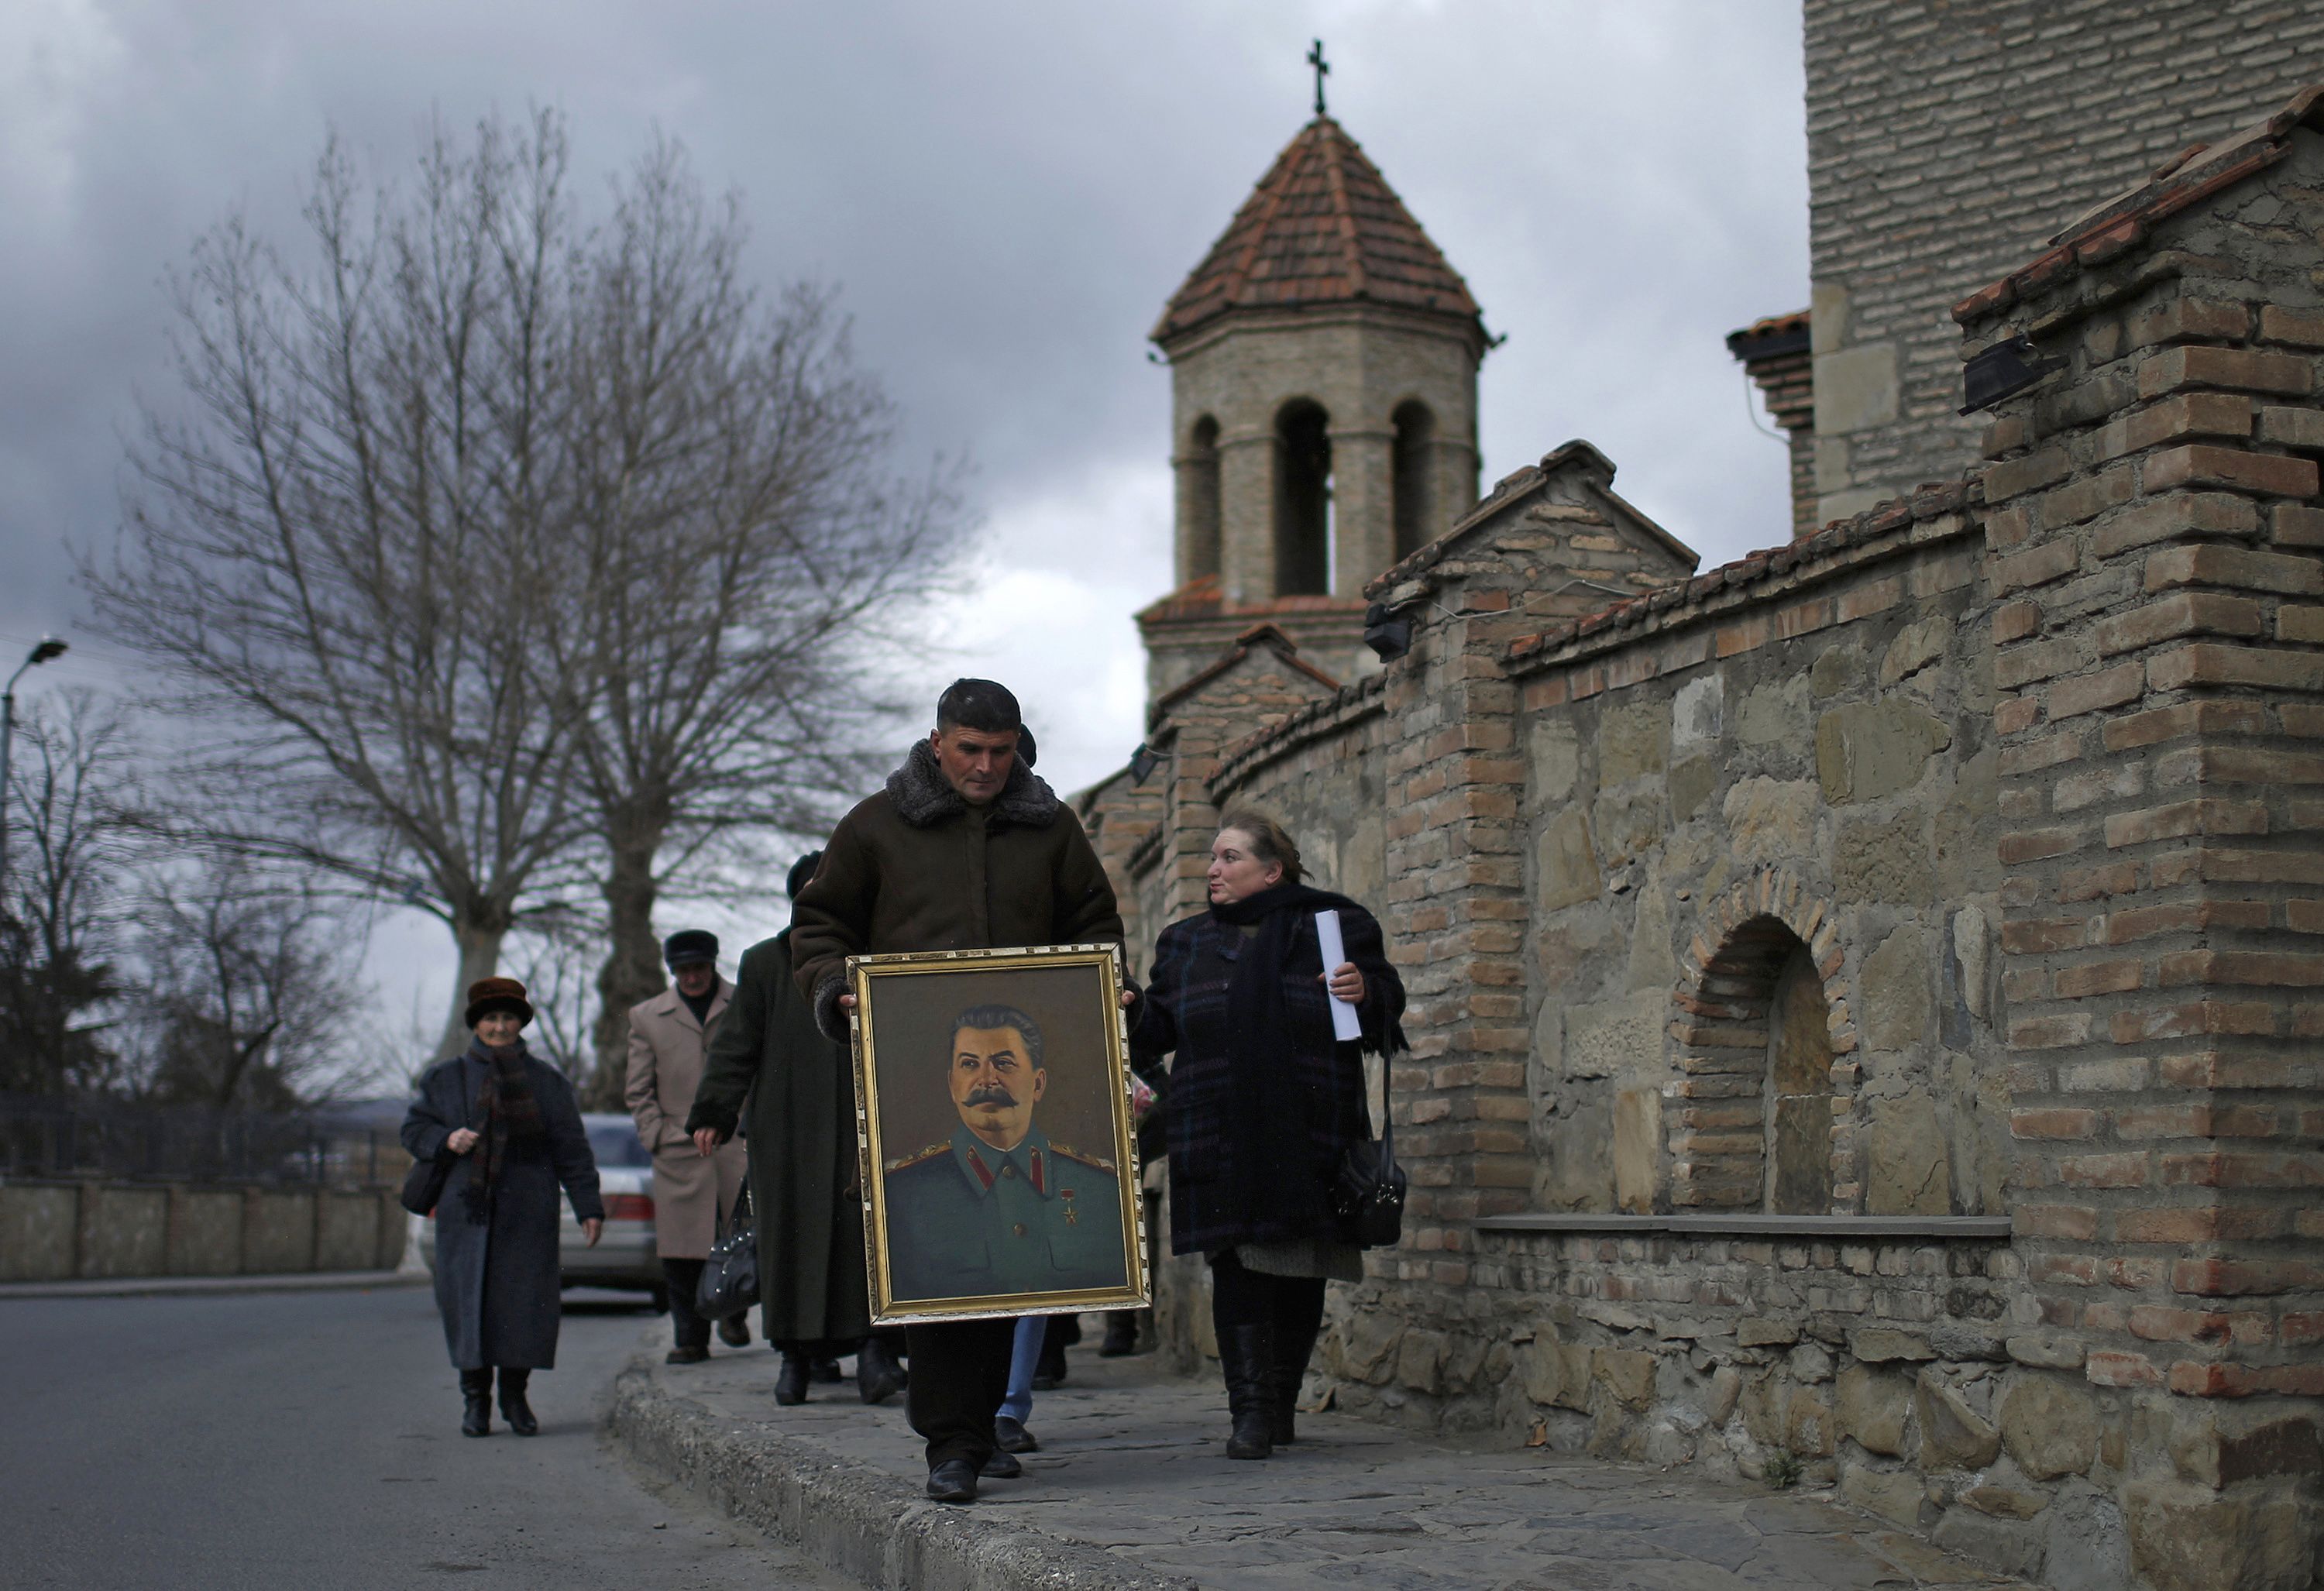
[
  {"xmin": 1218, "ymin": 1325, "xmax": 1275, "ymax": 1460},
  {"xmin": 1271, "ymin": 1319, "xmax": 1320, "ymax": 1445},
  {"xmin": 497, "ymin": 1368, "xmax": 538, "ymax": 1436},
  {"xmin": 460, "ymin": 1369, "xmax": 493, "ymax": 1437}
]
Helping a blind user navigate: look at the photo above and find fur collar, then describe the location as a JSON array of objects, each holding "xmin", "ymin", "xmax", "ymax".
[{"xmin": 886, "ymin": 739, "xmax": 1060, "ymax": 830}]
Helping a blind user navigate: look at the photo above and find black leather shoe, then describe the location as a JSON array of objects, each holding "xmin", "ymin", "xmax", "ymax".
[
  {"xmin": 926, "ymin": 1459, "xmax": 978, "ymax": 1503},
  {"xmin": 979, "ymin": 1448, "xmax": 1021, "ymax": 1479},
  {"xmin": 665, "ymin": 1345, "xmax": 710, "ymax": 1365},
  {"xmin": 717, "ymin": 1315, "xmax": 751, "ymax": 1349},
  {"xmin": 774, "ymin": 1354, "xmax": 808, "ymax": 1406},
  {"xmin": 856, "ymin": 1337, "xmax": 906, "ymax": 1406},
  {"xmin": 460, "ymin": 1369, "xmax": 492, "ymax": 1437},
  {"xmin": 994, "ymin": 1415, "xmax": 1039, "ymax": 1453},
  {"xmin": 498, "ymin": 1373, "xmax": 538, "ymax": 1437}
]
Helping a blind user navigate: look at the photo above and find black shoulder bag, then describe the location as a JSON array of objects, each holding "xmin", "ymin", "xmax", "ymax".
[
  {"xmin": 1330, "ymin": 1077, "xmax": 1406, "ymax": 1249},
  {"xmin": 399, "ymin": 1065, "xmax": 470, "ymax": 1216},
  {"xmin": 695, "ymin": 1181, "xmax": 759, "ymax": 1321}
]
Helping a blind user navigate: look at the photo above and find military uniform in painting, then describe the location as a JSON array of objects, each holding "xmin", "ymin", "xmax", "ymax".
[{"xmin": 883, "ymin": 1123, "xmax": 1125, "ymax": 1302}]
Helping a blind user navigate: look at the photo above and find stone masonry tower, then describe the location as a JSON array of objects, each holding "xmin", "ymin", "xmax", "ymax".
[{"xmin": 1140, "ymin": 115, "xmax": 1488, "ymax": 697}]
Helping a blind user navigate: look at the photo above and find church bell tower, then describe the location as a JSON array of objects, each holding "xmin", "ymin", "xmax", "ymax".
[{"xmin": 1140, "ymin": 94, "xmax": 1489, "ymax": 697}]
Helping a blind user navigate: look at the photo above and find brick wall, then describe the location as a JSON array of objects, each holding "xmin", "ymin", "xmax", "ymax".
[
  {"xmin": 1803, "ymin": 0, "xmax": 2324, "ymax": 524},
  {"xmin": 1964, "ymin": 114, "xmax": 2324, "ymax": 1589}
]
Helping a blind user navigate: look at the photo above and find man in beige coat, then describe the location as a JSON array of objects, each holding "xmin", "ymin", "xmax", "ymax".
[{"xmin": 627, "ymin": 930, "xmax": 748, "ymax": 1363}]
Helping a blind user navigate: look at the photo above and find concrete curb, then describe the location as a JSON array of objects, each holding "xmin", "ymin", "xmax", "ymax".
[
  {"xmin": 0, "ymin": 1268, "xmax": 428, "ymax": 1301},
  {"xmin": 606, "ymin": 1354, "xmax": 1196, "ymax": 1591}
]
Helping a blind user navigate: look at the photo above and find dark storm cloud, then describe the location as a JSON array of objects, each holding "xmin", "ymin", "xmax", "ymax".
[{"xmin": 4, "ymin": 0, "xmax": 1807, "ymax": 1022}]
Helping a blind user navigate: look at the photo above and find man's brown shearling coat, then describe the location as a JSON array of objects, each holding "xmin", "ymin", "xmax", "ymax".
[{"xmin": 790, "ymin": 740, "xmax": 1126, "ymax": 1032}]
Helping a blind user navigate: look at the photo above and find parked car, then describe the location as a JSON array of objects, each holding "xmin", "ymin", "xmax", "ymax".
[{"xmin": 415, "ymin": 1112, "xmax": 664, "ymax": 1309}]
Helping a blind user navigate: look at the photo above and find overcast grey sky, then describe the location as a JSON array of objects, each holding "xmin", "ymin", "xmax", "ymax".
[{"xmin": 3, "ymin": 0, "xmax": 1809, "ymax": 1051}]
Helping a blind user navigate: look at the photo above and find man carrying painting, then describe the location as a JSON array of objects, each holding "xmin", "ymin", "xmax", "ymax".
[{"xmin": 790, "ymin": 678, "xmax": 1129, "ymax": 1506}]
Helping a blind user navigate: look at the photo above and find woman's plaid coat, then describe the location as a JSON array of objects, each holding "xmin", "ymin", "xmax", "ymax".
[{"xmin": 1130, "ymin": 899, "xmax": 1404, "ymax": 1256}]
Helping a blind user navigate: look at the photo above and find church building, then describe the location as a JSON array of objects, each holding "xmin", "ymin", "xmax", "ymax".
[{"xmin": 1079, "ymin": 12, "xmax": 2324, "ymax": 1589}]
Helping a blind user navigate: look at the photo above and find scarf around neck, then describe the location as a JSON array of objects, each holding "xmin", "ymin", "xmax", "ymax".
[{"xmin": 459, "ymin": 1036, "xmax": 545, "ymax": 1224}]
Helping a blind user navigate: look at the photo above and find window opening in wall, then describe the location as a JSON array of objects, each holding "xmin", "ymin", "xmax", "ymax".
[
  {"xmin": 1391, "ymin": 400, "xmax": 1435, "ymax": 562},
  {"xmin": 1765, "ymin": 943, "xmax": 1833, "ymax": 1215},
  {"xmin": 1672, "ymin": 912, "xmax": 1834, "ymax": 1213},
  {"xmin": 1274, "ymin": 399, "xmax": 1332, "ymax": 595},
  {"xmin": 1186, "ymin": 415, "xmax": 1221, "ymax": 580}
]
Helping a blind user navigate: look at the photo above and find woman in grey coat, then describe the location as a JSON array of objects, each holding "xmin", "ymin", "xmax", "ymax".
[{"xmin": 402, "ymin": 977, "xmax": 604, "ymax": 1437}]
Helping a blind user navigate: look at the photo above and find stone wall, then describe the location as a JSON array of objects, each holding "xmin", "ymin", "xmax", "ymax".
[
  {"xmin": 1504, "ymin": 503, "xmax": 2003, "ymax": 1225},
  {"xmin": 0, "ymin": 1180, "xmax": 410, "ymax": 1282},
  {"xmin": 1803, "ymin": 0, "xmax": 2324, "ymax": 524}
]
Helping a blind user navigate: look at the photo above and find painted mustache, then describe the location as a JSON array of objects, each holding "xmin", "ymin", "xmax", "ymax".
[{"xmin": 963, "ymin": 1083, "xmax": 1017, "ymax": 1108}]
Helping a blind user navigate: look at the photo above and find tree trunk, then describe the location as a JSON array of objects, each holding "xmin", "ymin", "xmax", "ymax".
[
  {"xmin": 587, "ymin": 819, "xmax": 667, "ymax": 1109},
  {"xmin": 435, "ymin": 917, "xmax": 508, "ymax": 1061}
]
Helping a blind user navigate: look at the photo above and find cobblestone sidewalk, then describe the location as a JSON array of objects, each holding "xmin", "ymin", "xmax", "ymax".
[{"xmin": 611, "ymin": 1328, "xmax": 2042, "ymax": 1590}]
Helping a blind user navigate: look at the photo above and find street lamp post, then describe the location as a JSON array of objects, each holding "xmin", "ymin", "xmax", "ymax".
[{"xmin": 0, "ymin": 637, "xmax": 70, "ymax": 911}]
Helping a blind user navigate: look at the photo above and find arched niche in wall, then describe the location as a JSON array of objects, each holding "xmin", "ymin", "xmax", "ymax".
[
  {"xmin": 1391, "ymin": 400, "xmax": 1435, "ymax": 562},
  {"xmin": 1184, "ymin": 414, "xmax": 1222, "ymax": 580},
  {"xmin": 1667, "ymin": 868, "xmax": 1859, "ymax": 1213},
  {"xmin": 1274, "ymin": 398, "xmax": 1332, "ymax": 596}
]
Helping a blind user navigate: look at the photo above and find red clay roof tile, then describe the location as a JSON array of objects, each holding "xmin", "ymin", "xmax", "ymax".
[
  {"xmin": 1153, "ymin": 116, "xmax": 1483, "ymax": 345},
  {"xmin": 1954, "ymin": 81, "xmax": 2324, "ymax": 325}
]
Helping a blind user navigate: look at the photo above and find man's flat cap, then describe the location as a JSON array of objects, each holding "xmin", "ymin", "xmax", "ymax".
[{"xmin": 662, "ymin": 930, "xmax": 720, "ymax": 968}]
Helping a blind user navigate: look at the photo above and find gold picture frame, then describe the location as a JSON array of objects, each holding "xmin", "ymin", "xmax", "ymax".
[{"xmin": 848, "ymin": 942, "xmax": 1149, "ymax": 1325}]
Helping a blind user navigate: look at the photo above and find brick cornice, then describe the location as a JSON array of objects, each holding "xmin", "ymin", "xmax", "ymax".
[
  {"xmin": 1208, "ymin": 673, "xmax": 1387, "ymax": 800},
  {"xmin": 1505, "ymin": 491, "xmax": 1980, "ymax": 690}
]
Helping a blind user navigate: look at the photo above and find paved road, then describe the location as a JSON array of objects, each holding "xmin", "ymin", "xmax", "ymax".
[{"xmin": 0, "ymin": 1283, "xmax": 854, "ymax": 1590}]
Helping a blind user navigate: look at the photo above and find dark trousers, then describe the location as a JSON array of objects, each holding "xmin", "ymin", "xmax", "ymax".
[
  {"xmin": 1208, "ymin": 1249, "xmax": 1326, "ymax": 1342},
  {"xmin": 904, "ymin": 1316, "xmax": 1016, "ymax": 1468},
  {"xmin": 775, "ymin": 1328, "xmax": 906, "ymax": 1359},
  {"xmin": 662, "ymin": 1258, "xmax": 710, "ymax": 1350}
]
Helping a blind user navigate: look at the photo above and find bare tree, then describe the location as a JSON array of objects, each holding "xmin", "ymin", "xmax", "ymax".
[
  {"xmin": 122, "ymin": 864, "xmax": 376, "ymax": 1108},
  {"xmin": 0, "ymin": 690, "xmax": 139, "ymax": 1094},
  {"xmin": 503, "ymin": 919, "xmax": 603, "ymax": 1083},
  {"xmin": 88, "ymin": 112, "xmax": 595, "ymax": 1057},
  {"xmin": 543, "ymin": 139, "xmax": 970, "ymax": 1099},
  {"xmin": 90, "ymin": 111, "xmax": 968, "ymax": 1079}
]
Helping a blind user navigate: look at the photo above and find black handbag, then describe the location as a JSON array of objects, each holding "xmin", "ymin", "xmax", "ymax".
[
  {"xmin": 401, "ymin": 1066, "xmax": 473, "ymax": 1216},
  {"xmin": 1330, "ymin": 1098, "xmax": 1406, "ymax": 1249},
  {"xmin": 695, "ymin": 1181, "xmax": 758, "ymax": 1321},
  {"xmin": 399, "ymin": 1153, "xmax": 456, "ymax": 1217}
]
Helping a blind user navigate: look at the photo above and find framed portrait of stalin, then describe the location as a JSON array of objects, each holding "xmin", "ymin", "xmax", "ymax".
[{"xmin": 849, "ymin": 943, "xmax": 1148, "ymax": 1324}]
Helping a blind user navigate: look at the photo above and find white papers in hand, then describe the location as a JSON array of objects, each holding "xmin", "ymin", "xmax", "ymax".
[{"xmin": 1315, "ymin": 909, "xmax": 1363, "ymax": 1041}]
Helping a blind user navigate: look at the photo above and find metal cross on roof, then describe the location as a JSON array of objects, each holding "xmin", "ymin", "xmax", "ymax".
[{"xmin": 1307, "ymin": 39, "xmax": 1329, "ymax": 117}]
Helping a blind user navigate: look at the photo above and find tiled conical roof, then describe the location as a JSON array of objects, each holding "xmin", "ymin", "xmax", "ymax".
[{"xmin": 1153, "ymin": 116, "xmax": 1483, "ymax": 345}]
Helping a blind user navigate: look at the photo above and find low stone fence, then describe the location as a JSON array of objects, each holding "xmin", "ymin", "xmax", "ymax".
[{"xmin": 0, "ymin": 1180, "xmax": 409, "ymax": 1282}]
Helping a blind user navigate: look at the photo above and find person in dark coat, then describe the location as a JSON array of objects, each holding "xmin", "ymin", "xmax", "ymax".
[
  {"xmin": 686, "ymin": 850, "xmax": 908, "ymax": 1408},
  {"xmin": 789, "ymin": 678, "xmax": 1130, "ymax": 1506},
  {"xmin": 401, "ymin": 977, "xmax": 604, "ymax": 1438},
  {"xmin": 1130, "ymin": 809, "xmax": 1404, "ymax": 1461}
]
